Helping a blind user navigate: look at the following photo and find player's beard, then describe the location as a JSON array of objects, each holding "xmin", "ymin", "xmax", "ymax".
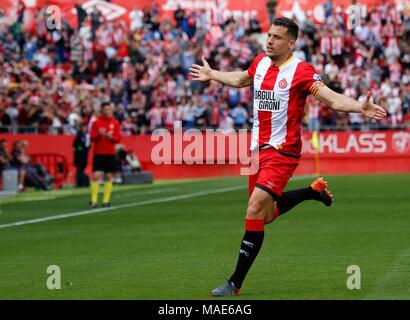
[
  {"xmin": 266, "ymin": 52, "xmax": 278, "ymax": 60},
  {"xmin": 266, "ymin": 50, "xmax": 285, "ymax": 62},
  {"xmin": 266, "ymin": 48, "xmax": 282, "ymax": 60}
]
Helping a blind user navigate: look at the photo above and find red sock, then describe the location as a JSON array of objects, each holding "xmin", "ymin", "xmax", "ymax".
[{"xmin": 245, "ymin": 219, "xmax": 265, "ymax": 231}]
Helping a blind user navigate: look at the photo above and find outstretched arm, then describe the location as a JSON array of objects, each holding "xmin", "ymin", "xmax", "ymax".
[
  {"xmin": 189, "ymin": 56, "xmax": 253, "ymax": 88},
  {"xmin": 314, "ymin": 82, "xmax": 386, "ymax": 120}
]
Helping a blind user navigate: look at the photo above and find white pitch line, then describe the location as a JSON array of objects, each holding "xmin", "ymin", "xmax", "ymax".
[
  {"xmin": 0, "ymin": 174, "xmax": 316, "ymax": 230},
  {"xmin": 113, "ymin": 187, "xmax": 180, "ymax": 199},
  {"xmin": 0, "ymin": 185, "xmax": 246, "ymax": 230}
]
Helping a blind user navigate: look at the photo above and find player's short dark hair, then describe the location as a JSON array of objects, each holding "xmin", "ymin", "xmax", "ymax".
[
  {"xmin": 272, "ymin": 17, "xmax": 299, "ymax": 41},
  {"xmin": 101, "ymin": 102, "xmax": 111, "ymax": 109}
]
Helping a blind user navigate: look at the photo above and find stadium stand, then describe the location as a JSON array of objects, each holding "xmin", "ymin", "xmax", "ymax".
[{"xmin": 0, "ymin": 1, "xmax": 409, "ymax": 136}]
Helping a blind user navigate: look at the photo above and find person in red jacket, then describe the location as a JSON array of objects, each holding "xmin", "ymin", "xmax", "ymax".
[{"xmin": 89, "ymin": 102, "xmax": 121, "ymax": 208}]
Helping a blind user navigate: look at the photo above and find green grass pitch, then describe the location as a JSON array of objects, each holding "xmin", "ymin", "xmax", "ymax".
[{"xmin": 0, "ymin": 174, "xmax": 409, "ymax": 300}]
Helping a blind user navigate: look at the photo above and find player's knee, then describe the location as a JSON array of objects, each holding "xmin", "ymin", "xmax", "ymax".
[
  {"xmin": 264, "ymin": 204, "xmax": 278, "ymax": 225},
  {"xmin": 264, "ymin": 212, "xmax": 275, "ymax": 225},
  {"xmin": 246, "ymin": 198, "xmax": 266, "ymax": 220}
]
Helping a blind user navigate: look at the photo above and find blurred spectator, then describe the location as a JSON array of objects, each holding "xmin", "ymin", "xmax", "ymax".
[
  {"xmin": 0, "ymin": 139, "xmax": 12, "ymax": 173},
  {"xmin": 323, "ymin": 0, "xmax": 334, "ymax": 19},
  {"xmin": 179, "ymin": 97, "xmax": 195, "ymax": 130},
  {"xmin": 387, "ymin": 91, "xmax": 403, "ymax": 128},
  {"xmin": 0, "ymin": 106, "xmax": 12, "ymax": 132},
  {"xmin": 10, "ymin": 140, "xmax": 28, "ymax": 190},
  {"xmin": 219, "ymin": 109, "xmax": 235, "ymax": 133},
  {"xmin": 231, "ymin": 103, "xmax": 249, "ymax": 129},
  {"xmin": 73, "ymin": 123, "xmax": 90, "ymax": 187},
  {"xmin": 307, "ymin": 98, "xmax": 320, "ymax": 132},
  {"xmin": 187, "ymin": 11, "xmax": 197, "ymax": 39},
  {"xmin": 174, "ymin": 5, "xmax": 186, "ymax": 29},
  {"xmin": 248, "ymin": 13, "xmax": 262, "ymax": 34},
  {"xmin": 350, "ymin": 93, "xmax": 367, "ymax": 130},
  {"xmin": 294, "ymin": 43, "xmax": 307, "ymax": 61},
  {"xmin": 130, "ymin": 6, "xmax": 143, "ymax": 31},
  {"xmin": 266, "ymin": 0, "xmax": 278, "ymax": 25},
  {"xmin": 75, "ymin": 2, "xmax": 88, "ymax": 30},
  {"xmin": 10, "ymin": 140, "xmax": 53, "ymax": 191}
]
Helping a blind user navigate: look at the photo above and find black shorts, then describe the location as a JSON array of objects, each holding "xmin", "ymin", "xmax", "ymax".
[{"xmin": 93, "ymin": 154, "xmax": 117, "ymax": 173}]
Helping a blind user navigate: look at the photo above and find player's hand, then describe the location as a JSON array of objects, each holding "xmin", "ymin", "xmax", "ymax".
[
  {"xmin": 189, "ymin": 56, "xmax": 212, "ymax": 82},
  {"xmin": 361, "ymin": 92, "xmax": 387, "ymax": 120},
  {"xmin": 98, "ymin": 128, "xmax": 106, "ymax": 135}
]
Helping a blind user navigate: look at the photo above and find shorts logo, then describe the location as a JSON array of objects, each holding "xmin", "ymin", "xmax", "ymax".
[
  {"xmin": 267, "ymin": 181, "xmax": 275, "ymax": 189},
  {"xmin": 278, "ymin": 79, "xmax": 287, "ymax": 89}
]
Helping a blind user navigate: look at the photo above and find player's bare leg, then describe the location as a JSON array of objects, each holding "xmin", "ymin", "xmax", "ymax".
[
  {"xmin": 102, "ymin": 172, "xmax": 114, "ymax": 207},
  {"xmin": 210, "ymin": 187, "xmax": 273, "ymax": 296},
  {"xmin": 264, "ymin": 201, "xmax": 278, "ymax": 225},
  {"xmin": 90, "ymin": 171, "xmax": 103, "ymax": 208}
]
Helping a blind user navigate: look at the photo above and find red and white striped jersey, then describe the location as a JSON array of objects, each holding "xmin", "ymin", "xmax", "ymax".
[{"xmin": 248, "ymin": 53, "xmax": 321, "ymax": 156}]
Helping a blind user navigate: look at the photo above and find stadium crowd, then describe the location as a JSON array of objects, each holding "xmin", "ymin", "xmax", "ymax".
[{"xmin": 0, "ymin": 1, "xmax": 409, "ymax": 136}]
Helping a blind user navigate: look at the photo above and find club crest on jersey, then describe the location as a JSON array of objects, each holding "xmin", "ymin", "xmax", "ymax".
[
  {"xmin": 278, "ymin": 78, "xmax": 288, "ymax": 89},
  {"xmin": 255, "ymin": 73, "xmax": 263, "ymax": 81}
]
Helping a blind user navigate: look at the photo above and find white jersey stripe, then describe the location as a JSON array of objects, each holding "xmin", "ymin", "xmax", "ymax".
[
  {"xmin": 269, "ymin": 59, "xmax": 300, "ymax": 149},
  {"xmin": 251, "ymin": 57, "xmax": 271, "ymax": 151}
]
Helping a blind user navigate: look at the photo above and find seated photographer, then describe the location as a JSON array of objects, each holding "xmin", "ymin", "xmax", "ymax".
[
  {"xmin": 116, "ymin": 145, "xmax": 142, "ymax": 175},
  {"xmin": 0, "ymin": 139, "xmax": 12, "ymax": 175},
  {"xmin": 11, "ymin": 140, "xmax": 53, "ymax": 191}
]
